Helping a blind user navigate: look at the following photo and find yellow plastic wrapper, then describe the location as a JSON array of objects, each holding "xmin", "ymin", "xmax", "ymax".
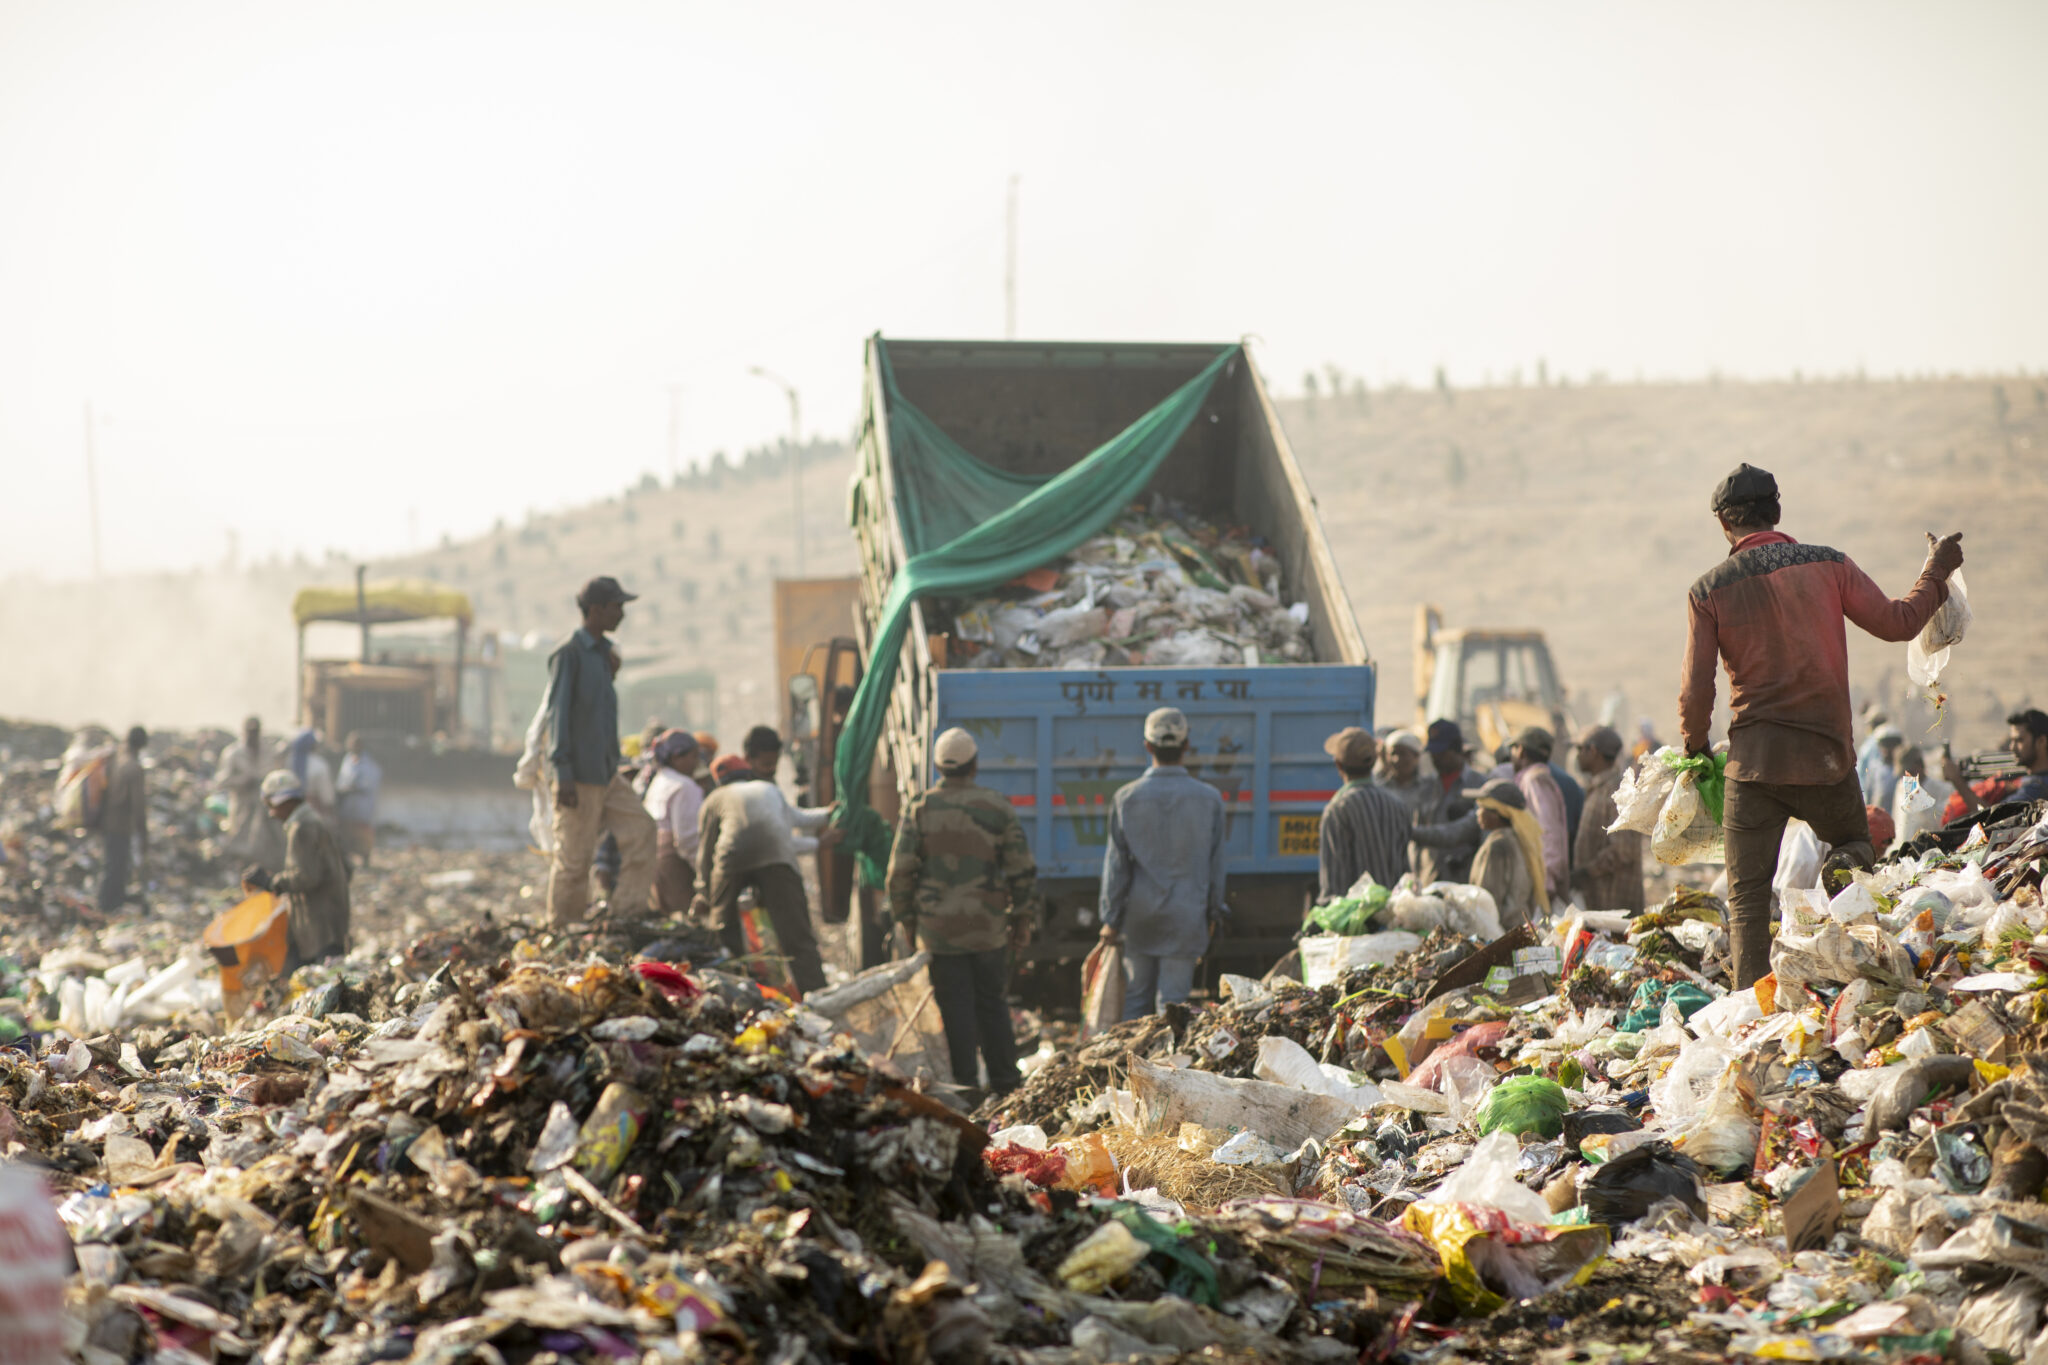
[
  {"xmin": 1056, "ymin": 1219, "xmax": 1149, "ymax": 1293},
  {"xmin": 1401, "ymin": 1202, "xmax": 1608, "ymax": 1315}
]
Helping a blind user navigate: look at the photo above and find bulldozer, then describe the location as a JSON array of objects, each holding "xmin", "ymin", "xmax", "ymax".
[{"xmin": 1414, "ymin": 604, "xmax": 1575, "ymax": 758}]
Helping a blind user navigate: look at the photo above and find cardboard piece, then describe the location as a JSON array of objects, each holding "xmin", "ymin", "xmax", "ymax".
[{"xmin": 1781, "ymin": 1158, "xmax": 1842, "ymax": 1253}]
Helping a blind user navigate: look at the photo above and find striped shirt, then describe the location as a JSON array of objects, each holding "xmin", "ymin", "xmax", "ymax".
[{"xmin": 1319, "ymin": 779, "xmax": 1412, "ymax": 898}]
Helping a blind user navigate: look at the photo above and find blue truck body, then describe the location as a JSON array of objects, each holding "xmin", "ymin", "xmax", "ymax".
[
  {"xmin": 932, "ymin": 664, "xmax": 1375, "ymax": 881},
  {"xmin": 836, "ymin": 338, "xmax": 1374, "ymax": 982}
]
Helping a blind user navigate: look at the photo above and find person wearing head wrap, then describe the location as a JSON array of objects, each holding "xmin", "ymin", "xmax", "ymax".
[
  {"xmin": 1569, "ymin": 726, "xmax": 1645, "ymax": 911},
  {"xmin": 287, "ymin": 728, "xmax": 338, "ymax": 821},
  {"xmin": 241, "ymin": 769, "xmax": 351, "ymax": 967},
  {"xmin": 642, "ymin": 730, "xmax": 704, "ymax": 916},
  {"xmin": 1465, "ymin": 778, "xmax": 1545, "ymax": 932}
]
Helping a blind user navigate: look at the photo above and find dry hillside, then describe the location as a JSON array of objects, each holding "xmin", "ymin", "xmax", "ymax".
[{"xmin": 4, "ymin": 375, "xmax": 2040, "ymax": 759}]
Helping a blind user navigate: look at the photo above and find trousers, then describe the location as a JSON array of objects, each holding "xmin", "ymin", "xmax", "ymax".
[
  {"xmin": 712, "ymin": 861, "xmax": 828, "ymax": 995},
  {"xmin": 927, "ymin": 948, "xmax": 1019, "ymax": 1090},
  {"xmin": 547, "ymin": 773, "xmax": 657, "ymax": 929},
  {"xmin": 98, "ymin": 830, "xmax": 133, "ymax": 914},
  {"xmin": 1724, "ymin": 773, "xmax": 1873, "ymax": 989},
  {"xmin": 1120, "ymin": 953, "xmax": 1199, "ymax": 1021}
]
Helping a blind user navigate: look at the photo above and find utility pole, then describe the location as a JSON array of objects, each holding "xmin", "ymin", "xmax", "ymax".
[
  {"xmin": 1005, "ymin": 174, "xmax": 1019, "ymax": 340},
  {"xmin": 749, "ymin": 367, "xmax": 804, "ymax": 578},
  {"xmin": 82, "ymin": 401, "xmax": 103, "ymax": 579},
  {"xmin": 666, "ymin": 383, "xmax": 683, "ymax": 482}
]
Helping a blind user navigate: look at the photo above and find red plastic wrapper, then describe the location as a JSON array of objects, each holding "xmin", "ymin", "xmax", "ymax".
[{"xmin": 633, "ymin": 961, "xmax": 701, "ymax": 1001}]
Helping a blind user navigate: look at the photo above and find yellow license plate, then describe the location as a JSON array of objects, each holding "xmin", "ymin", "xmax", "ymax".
[{"xmin": 1277, "ymin": 813, "xmax": 1320, "ymax": 857}]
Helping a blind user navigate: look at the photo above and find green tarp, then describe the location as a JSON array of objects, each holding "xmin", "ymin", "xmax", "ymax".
[{"xmin": 832, "ymin": 339, "xmax": 1239, "ymax": 885}]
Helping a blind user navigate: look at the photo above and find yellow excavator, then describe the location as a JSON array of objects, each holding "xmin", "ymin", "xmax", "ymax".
[{"xmin": 1414, "ymin": 604, "xmax": 1576, "ymax": 758}]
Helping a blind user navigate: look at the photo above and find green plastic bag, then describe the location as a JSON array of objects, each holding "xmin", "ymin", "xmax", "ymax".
[
  {"xmin": 1660, "ymin": 750, "xmax": 1729, "ymax": 825},
  {"xmin": 1306, "ymin": 883, "xmax": 1388, "ymax": 936},
  {"xmin": 1618, "ymin": 980, "xmax": 1713, "ymax": 1033},
  {"xmin": 1474, "ymin": 1075, "xmax": 1571, "ymax": 1139}
]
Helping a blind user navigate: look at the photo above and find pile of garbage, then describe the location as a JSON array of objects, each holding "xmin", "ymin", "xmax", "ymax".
[
  {"xmin": 967, "ymin": 789, "xmax": 2048, "ymax": 1360},
  {"xmin": 11, "ymin": 695, "xmax": 2048, "ymax": 1362},
  {"xmin": 935, "ymin": 497, "xmax": 1317, "ymax": 670}
]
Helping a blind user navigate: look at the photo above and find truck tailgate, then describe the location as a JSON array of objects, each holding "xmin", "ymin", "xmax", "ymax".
[{"xmin": 934, "ymin": 663, "xmax": 1375, "ymax": 880}]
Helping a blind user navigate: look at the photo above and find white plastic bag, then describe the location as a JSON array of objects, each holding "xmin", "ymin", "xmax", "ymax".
[
  {"xmin": 1906, "ymin": 570, "xmax": 1969, "ymax": 688},
  {"xmin": 1433, "ymin": 1130, "xmax": 1552, "ymax": 1226},
  {"xmin": 1652, "ymin": 770, "xmax": 1723, "ymax": 866},
  {"xmin": 1609, "ymin": 751, "xmax": 1680, "ymax": 836},
  {"xmin": 1772, "ymin": 820, "xmax": 1826, "ymax": 893},
  {"xmin": 1252, "ymin": 1036, "xmax": 1384, "ymax": 1112}
]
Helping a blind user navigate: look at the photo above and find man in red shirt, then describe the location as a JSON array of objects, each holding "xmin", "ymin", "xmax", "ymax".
[{"xmin": 1678, "ymin": 464, "xmax": 1962, "ymax": 988}]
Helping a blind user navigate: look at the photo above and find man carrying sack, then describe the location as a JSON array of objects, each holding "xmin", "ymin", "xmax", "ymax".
[{"xmin": 1678, "ymin": 463, "xmax": 1962, "ymax": 989}]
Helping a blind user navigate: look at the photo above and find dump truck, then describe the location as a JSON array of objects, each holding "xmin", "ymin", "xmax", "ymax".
[{"xmin": 812, "ymin": 337, "xmax": 1374, "ymax": 994}]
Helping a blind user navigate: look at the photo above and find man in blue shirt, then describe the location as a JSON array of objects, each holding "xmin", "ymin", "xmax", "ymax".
[
  {"xmin": 1098, "ymin": 707, "xmax": 1227, "ymax": 1019},
  {"xmin": 546, "ymin": 577, "xmax": 658, "ymax": 930}
]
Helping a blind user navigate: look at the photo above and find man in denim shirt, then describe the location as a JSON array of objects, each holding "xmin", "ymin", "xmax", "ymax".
[
  {"xmin": 1098, "ymin": 707, "xmax": 1227, "ymax": 1019},
  {"xmin": 546, "ymin": 576, "xmax": 657, "ymax": 929}
]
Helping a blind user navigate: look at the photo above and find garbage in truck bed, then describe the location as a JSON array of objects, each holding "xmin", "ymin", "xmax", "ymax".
[{"xmin": 934, "ymin": 496, "xmax": 1317, "ymax": 670}]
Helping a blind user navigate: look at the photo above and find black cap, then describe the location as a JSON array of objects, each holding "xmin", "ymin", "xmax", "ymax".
[
  {"xmin": 1711, "ymin": 463, "xmax": 1777, "ymax": 513},
  {"xmin": 576, "ymin": 576, "xmax": 639, "ymax": 609}
]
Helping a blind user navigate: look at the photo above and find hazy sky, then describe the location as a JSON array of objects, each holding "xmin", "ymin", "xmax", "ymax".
[{"xmin": 4, "ymin": 0, "xmax": 2044, "ymax": 580}]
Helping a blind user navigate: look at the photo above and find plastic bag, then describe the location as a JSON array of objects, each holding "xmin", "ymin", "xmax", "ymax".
[
  {"xmin": 1906, "ymin": 569, "xmax": 1969, "ymax": 689},
  {"xmin": 1671, "ymin": 1068, "xmax": 1760, "ymax": 1177},
  {"xmin": 1402, "ymin": 1201, "xmax": 1609, "ymax": 1315},
  {"xmin": 1298, "ymin": 931, "xmax": 1422, "ymax": 988},
  {"xmin": 1433, "ymin": 1131, "xmax": 1553, "ymax": 1226},
  {"xmin": 1307, "ymin": 881, "xmax": 1387, "ymax": 936},
  {"xmin": 1772, "ymin": 820, "xmax": 1826, "ymax": 893},
  {"xmin": 1609, "ymin": 751, "xmax": 1681, "ymax": 836},
  {"xmin": 1581, "ymin": 1141, "xmax": 1707, "ymax": 1226},
  {"xmin": 1252, "ymin": 1036, "xmax": 1383, "ymax": 1112},
  {"xmin": 1474, "ymin": 1077, "xmax": 1570, "ymax": 1139},
  {"xmin": 1080, "ymin": 943, "xmax": 1125, "ymax": 1039},
  {"xmin": 1652, "ymin": 770, "xmax": 1723, "ymax": 866}
]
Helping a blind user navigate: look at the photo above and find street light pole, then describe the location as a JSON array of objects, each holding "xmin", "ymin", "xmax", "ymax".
[{"xmin": 749, "ymin": 366, "xmax": 804, "ymax": 578}]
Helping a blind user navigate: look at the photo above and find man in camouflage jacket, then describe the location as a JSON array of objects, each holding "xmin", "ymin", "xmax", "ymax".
[{"xmin": 886, "ymin": 727, "xmax": 1038, "ymax": 1093}]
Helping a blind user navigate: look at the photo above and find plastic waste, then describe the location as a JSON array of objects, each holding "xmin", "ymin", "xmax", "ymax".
[
  {"xmin": 1473, "ymin": 1077, "xmax": 1570, "ymax": 1139},
  {"xmin": 1252, "ymin": 1036, "xmax": 1383, "ymax": 1112},
  {"xmin": 1056, "ymin": 1220, "xmax": 1149, "ymax": 1293},
  {"xmin": 1432, "ymin": 1130, "xmax": 1553, "ymax": 1226},
  {"xmin": 1772, "ymin": 820, "xmax": 1827, "ymax": 893},
  {"xmin": 1906, "ymin": 569, "xmax": 1969, "ymax": 688},
  {"xmin": 1401, "ymin": 1201, "xmax": 1609, "ymax": 1315},
  {"xmin": 573, "ymin": 1082, "xmax": 649, "ymax": 1183},
  {"xmin": 1580, "ymin": 1141, "xmax": 1707, "ymax": 1226},
  {"xmin": 1211, "ymin": 1131, "xmax": 1288, "ymax": 1166},
  {"xmin": 1298, "ymin": 932, "xmax": 1422, "ymax": 988},
  {"xmin": 1609, "ymin": 751, "xmax": 1680, "ymax": 836}
]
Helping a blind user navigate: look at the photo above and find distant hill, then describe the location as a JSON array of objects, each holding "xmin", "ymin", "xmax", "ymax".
[{"xmin": 4, "ymin": 373, "xmax": 2039, "ymax": 760}]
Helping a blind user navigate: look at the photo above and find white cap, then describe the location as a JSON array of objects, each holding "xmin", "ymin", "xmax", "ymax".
[
  {"xmin": 933, "ymin": 727, "xmax": 978, "ymax": 770},
  {"xmin": 1384, "ymin": 728, "xmax": 1423, "ymax": 755},
  {"xmin": 260, "ymin": 769, "xmax": 305, "ymax": 804},
  {"xmin": 1143, "ymin": 707, "xmax": 1189, "ymax": 745}
]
